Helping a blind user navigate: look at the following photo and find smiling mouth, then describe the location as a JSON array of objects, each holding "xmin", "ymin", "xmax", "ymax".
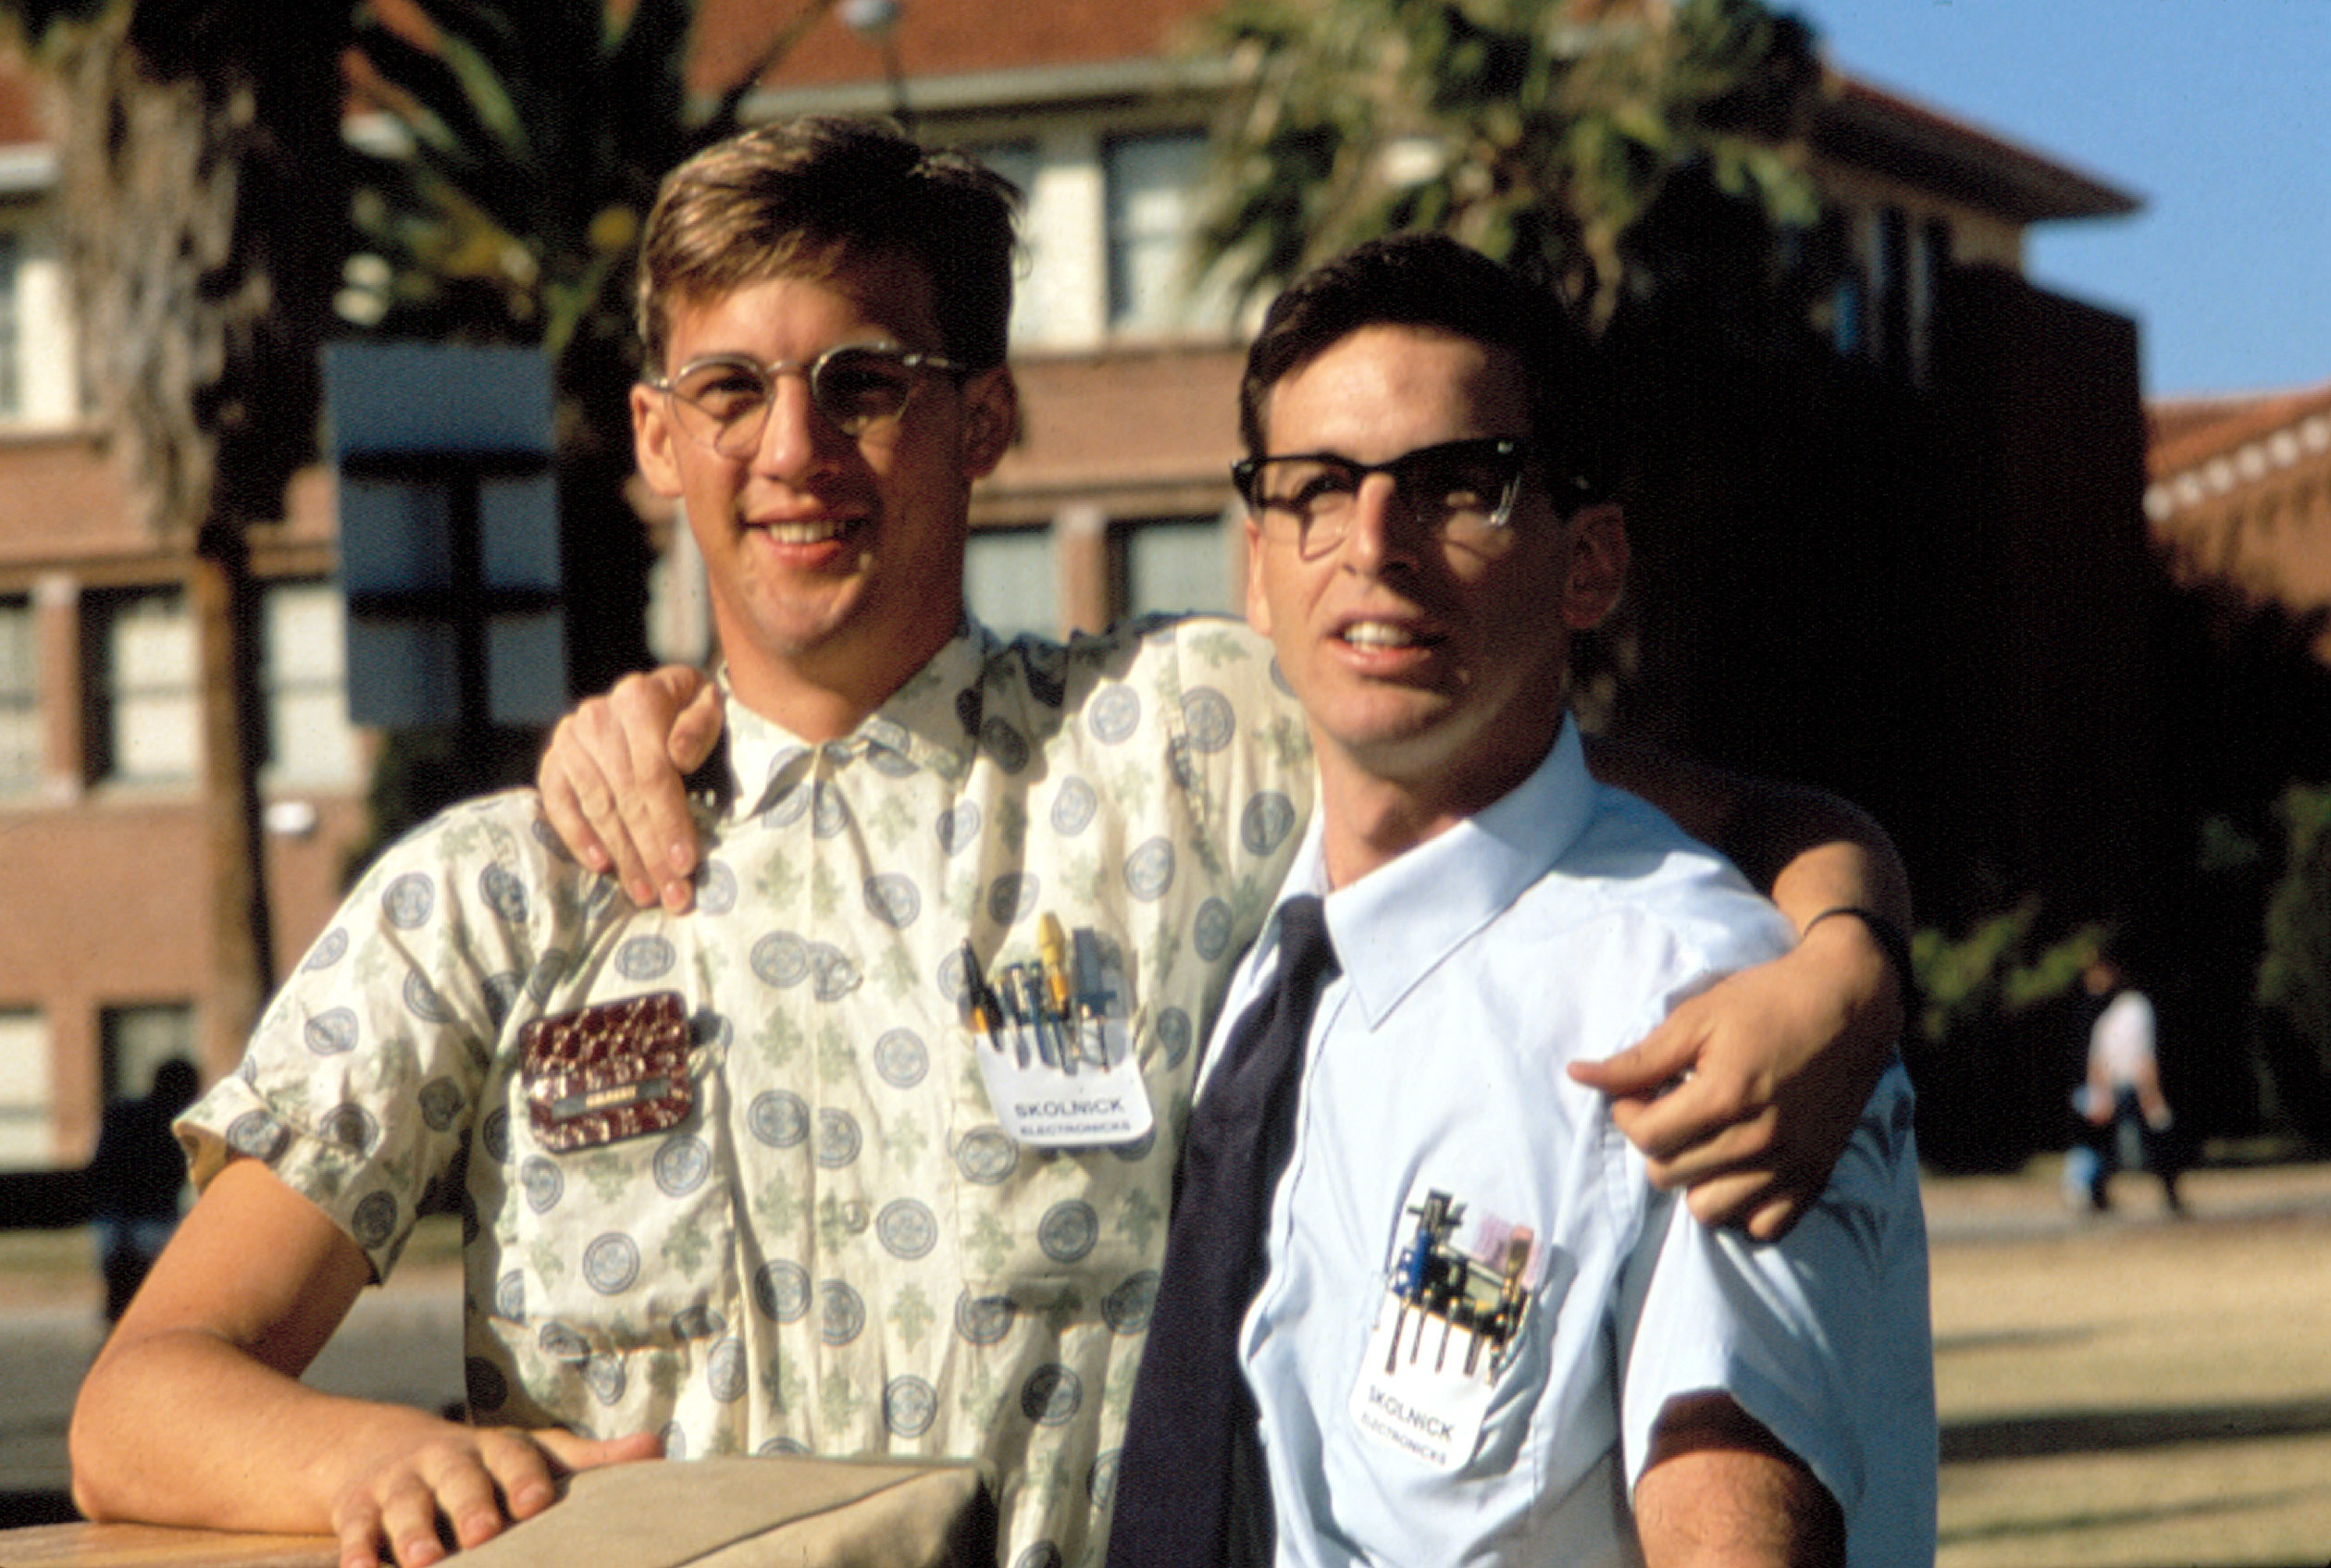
[
  {"xmin": 750, "ymin": 516, "xmax": 857, "ymax": 546},
  {"xmin": 1342, "ymin": 619, "xmax": 1436, "ymax": 649}
]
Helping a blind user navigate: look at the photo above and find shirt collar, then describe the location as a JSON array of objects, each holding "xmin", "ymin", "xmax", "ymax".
[
  {"xmin": 1293, "ymin": 717, "xmax": 1594, "ymax": 1027},
  {"xmin": 716, "ymin": 621, "xmax": 999, "ymax": 822}
]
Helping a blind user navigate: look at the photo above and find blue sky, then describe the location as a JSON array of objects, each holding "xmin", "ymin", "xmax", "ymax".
[{"xmin": 1793, "ymin": 0, "xmax": 2331, "ymax": 400}]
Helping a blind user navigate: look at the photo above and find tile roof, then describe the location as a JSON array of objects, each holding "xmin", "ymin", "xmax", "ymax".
[
  {"xmin": 690, "ymin": 0, "xmax": 1218, "ymax": 93},
  {"xmin": 2149, "ymin": 381, "xmax": 2331, "ymax": 480}
]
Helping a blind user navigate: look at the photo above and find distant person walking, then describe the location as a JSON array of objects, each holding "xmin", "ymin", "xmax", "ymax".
[
  {"xmin": 86, "ymin": 1057, "xmax": 200, "ymax": 1321},
  {"xmin": 2066, "ymin": 956, "xmax": 2183, "ymax": 1214}
]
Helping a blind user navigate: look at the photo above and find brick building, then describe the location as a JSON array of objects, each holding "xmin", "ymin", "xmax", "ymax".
[
  {"xmin": 2147, "ymin": 381, "xmax": 2331, "ymax": 661},
  {"xmin": 0, "ymin": 3, "xmax": 2142, "ymax": 1167}
]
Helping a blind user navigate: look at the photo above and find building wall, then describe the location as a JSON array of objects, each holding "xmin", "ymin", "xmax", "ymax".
[
  {"xmin": 0, "ymin": 450, "xmax": 371, "ymax": 1167},
  {"xmin": 0, "ymin": 8, "xmax": 2151, "ymax": 1170},
  {"xmin": 2146, "ymin": 390, "xmax": 2331, "ymax": 661}
]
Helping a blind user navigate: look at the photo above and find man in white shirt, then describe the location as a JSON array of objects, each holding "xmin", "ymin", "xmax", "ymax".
[
  {"xmin": 1110, "ymin": 233, "xmax": 1934, "ymax": 1567},
  {"xmin": 2070, "ymin": 952, "xmax": 2181, "ymax": 1213}
]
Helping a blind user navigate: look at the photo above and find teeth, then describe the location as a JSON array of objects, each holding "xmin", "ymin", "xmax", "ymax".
[
  {"xmin": 759, "ymin": 519, "xmax": 848, "ymax": 544},
  {"xmin": 1344, "ymin": 621, "xmax": 1417, "ymax": 648}
]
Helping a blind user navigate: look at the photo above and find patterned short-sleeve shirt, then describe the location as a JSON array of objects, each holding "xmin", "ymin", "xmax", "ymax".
[{"xmin": 180, "ymin": 615, "xmax": 1313, "ymax": 1567}]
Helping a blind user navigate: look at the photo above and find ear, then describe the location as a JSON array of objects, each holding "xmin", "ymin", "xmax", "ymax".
[
  {"xmin": 959, "ymin": 367, "xmax": 1019, "ymax": 478},
  {"xmin": 1560, "ymin": 503, "xmax": 1628, "ymax": 632},
  {"xmin": 633, "ymin": 381, "xmax": 685, "ymax": 499},
  {"xmin": 1242, "ymin": 512, "xmax": 1273, "ymax": 636}
]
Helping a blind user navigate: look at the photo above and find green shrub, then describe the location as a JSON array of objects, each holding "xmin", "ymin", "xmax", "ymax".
[{"xmin": 2259, "ymin": 783, "xmax": 2331, "ymax": 1075}]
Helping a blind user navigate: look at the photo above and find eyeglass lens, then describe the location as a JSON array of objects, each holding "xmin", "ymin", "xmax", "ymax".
[
  {"xmin": 664, "ymin": 346, "xmax": 937, "ymax": 451},
  {"xmin": 1239, "ymin": 438, "xmax": 1529, "ymax": 553}
]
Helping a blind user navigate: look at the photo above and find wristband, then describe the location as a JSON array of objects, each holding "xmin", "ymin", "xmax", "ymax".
[{"xmin": 1800, "ymin": 905, "xmax": 1915, "ymax": 1002}]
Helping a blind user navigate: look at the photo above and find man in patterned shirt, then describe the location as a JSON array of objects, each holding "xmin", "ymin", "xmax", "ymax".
[{"xmin": 74, "ymin": 117, "xmax": 1909, "ymax": 1568}]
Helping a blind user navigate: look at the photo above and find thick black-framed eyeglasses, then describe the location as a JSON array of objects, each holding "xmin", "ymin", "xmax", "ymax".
[
  {"xmin": 646, "ymin": 342, "xmax": 967, "ymax": 455},
  {"xmin": 1232, "ymin": 436, "xmax": 1543, "ymax": 557}
]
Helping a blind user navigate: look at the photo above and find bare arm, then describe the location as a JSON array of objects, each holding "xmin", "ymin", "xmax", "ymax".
[
  {"xmin": 1576, "ymin": 736, "xmax": 1909, "ymax": 1240},
  {"xmin": 1636, "ymin": 1392, "xmax": 1844, "ymax": 1568},
  {"xmin": 71, "ymin": 1158, "xmax": 658, "ymax": 1568}
]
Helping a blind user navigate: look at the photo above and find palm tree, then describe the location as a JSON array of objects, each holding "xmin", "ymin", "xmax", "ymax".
[
  {"xmin": 1189, "ymin": 0, "xmax": 1827, "ymax": 334},
  {"xmin": 5, "ymin": 0, "xmax": 353, "ymax": 1057},
  {"xmin": 341, "ymin": 0, "xmax": 841, "ymax": 710}
]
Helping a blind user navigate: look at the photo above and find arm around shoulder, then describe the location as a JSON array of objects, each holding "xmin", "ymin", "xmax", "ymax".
[{"xmin": 1575, "ymin": 736, "xmax": 1911, "ymax": 1238}]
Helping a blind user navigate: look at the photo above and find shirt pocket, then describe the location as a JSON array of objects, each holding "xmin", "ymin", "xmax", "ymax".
[
  {"xmin": 943, "ymin": 1013, "xmax": 1173, "ymax": 1310},
  {"xmin": 487, "ymin": 1039, "xmax": 745, "ymax": 1399}
]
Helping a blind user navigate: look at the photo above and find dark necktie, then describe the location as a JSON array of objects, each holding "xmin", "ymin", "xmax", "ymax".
[{"xmin": 1109, "ymin": 894, "xmax": 1340, "ymax": 1568}]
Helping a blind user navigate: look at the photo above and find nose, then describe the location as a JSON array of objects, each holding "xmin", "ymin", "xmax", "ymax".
[
  {"xmin": 1338, "ymin": 472, "xmax": 1424, "ymax": 574},
  {"xmin": 748, "ymin": 371, "xmax": 845, "ymax": 481}
]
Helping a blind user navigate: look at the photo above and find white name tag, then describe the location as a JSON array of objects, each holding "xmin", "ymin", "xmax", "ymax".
[
  {"xmin": 1350, "ymin": 1288, "xmax": 1500, "ymax": 1471},
  {"xmin": 1347, "ymin": 1181, "xmax": 1547, "ymax": 1473},
  {"xmin": 970, "ymin": 925, "xmax": 1154, "ymax": 1147}
]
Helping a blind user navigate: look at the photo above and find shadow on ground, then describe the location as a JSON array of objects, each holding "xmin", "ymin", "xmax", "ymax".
[
  {"xmin": 1940, "ymin": 1483, "xmax": 2331, "ymax": 1568},
  {"xmin": 1943, "ymin": 1395, "xmax": 2331, "ymax": 1462}
]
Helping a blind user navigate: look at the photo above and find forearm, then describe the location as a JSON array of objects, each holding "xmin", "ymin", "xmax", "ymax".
[
  {"xmin": 1574, "ymin": 738, "xmax": 1910, "ymax": 1237},
  {"xmin": 1581, "ymin": 736, "xmax": 1909, "ymax": 930},
  {"xmin": 71, "ymin": 1326, "xmax": 453, "ymax": 1534}
]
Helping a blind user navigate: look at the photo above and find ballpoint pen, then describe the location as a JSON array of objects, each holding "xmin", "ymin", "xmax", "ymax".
[{"xmin": 960, "ymin": 939, "xmax": 1005, "ymax": 1053}]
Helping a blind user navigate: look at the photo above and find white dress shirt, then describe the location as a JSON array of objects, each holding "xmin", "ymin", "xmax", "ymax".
[{"xmin": 1200, "ymin": 719, "xmax": 1937, "ymax": 1566}]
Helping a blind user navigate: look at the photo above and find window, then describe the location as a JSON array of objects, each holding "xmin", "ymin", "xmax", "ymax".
[
  {"xmin": 0, "ymin": 594, "xmax": 34, "ymax": 794},
  {"xmin": 87, "ymin": 587, "xmax": 199, "ymax": 785},
  {"xmin": 1873, "ymin": 205, "xmax": 1911, "ymax": 375},
  {"xmin": 0, "ymin": 1008, "xmax": 53, "ymax": 1166},
  {"xmin": 0, "ymin": 231, "xmax": 21, "ymax": 420},
  {"xmin": 262, "ymin": 580, "xmax": 362, "ymax": 788},
  {"xmin": 966, "ymin": 526, "xmax": 1059, "ymax": 640},
  {"xmin": 101, "ymin": 1004, "xmax": 195, "ymax": 1105},
  {"xmin": 1122, "ymin": 516, "xmax": 1233, "ymax": 618},
  {"xmin": 968, "ymin": 141, "xmax": 1049, "ymax": 348},
  {"xmin": 1104, "ymin": 130, "xmax": 1230, "ymax": 336}
]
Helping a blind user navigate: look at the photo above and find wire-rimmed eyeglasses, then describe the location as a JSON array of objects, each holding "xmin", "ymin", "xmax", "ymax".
[
  {"xmin": 1232, "ymin": 436, "xmax": 1549, "ymax": 558},
  {"xmin": 645, "ymin": 342, "xmax": 967, "ymax": 457}
]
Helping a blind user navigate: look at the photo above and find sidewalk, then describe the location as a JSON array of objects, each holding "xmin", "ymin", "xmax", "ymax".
[
  {"xmin": 1920, "ymin": 1153, "xmax": 2331, "ymax": 1243},
  {"xmin": 8, "ymin": 1158, "xmax": 2330, "ymax": 1537}
]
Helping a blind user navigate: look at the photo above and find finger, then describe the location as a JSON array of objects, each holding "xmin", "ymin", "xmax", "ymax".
[
  {"xmin": 1743, "ymin": 1191, "xmax": 1808, "ymax": 1242},
  {"xmin": 333, "ymin": 1504, "xmax": 385, "ymax": 1568},
  {"xmin": 543, "ymin": 708, "xmax": 662, "ymax": 903},
  {"xmin": 1639, "ymin": 1109, "xmax": 1780, "ymax": 1191},
  {"xmin": 536, "ymin": 731, "xmax": 614, "ymax": 878},
  {"xmin": 603, "ymin": 676, "xmax": 705, "ymax": 907},
  {"xmin": 1567, "ymin": 1019, "xmax": 1702, "ymax": 1098},
  {"xmin": 663, "ymin": 670, "xmax": 724, "ymax": 773},
  {"xmin": 1679, "ymin": 1167, "xmax": 1783, "ymax": 1232},
  {"xmin": 570, "ymin": 700, "xmax": 666, "ymax": 906},
  {"xmin": 536, "ymin": 1426, "xmax": 665, "ymax": 1476},
  {"xmin": 370, "ymin": 1474, "xmax": 451, "ymax": 1568},
  {"xmin": 1606, "ymin": 1066, "xmax": 1757, "ymax": 1166},
  {"xmin": 431, "ymin": 1444, "xmax": 524, "ymax": 1549}
]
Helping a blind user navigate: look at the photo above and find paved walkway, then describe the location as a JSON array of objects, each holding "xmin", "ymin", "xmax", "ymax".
[{"xmin": 7, "ymin": 1159, "xmax": 2329, "ymax": 1514}]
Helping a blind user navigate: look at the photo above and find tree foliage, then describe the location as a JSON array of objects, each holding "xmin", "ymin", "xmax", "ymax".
[
  {"xmin": 2260, "ymin": 782, "xmax": 2331, "ymax": 1076},
  {"xmin": 1, "ymin": 0, "xmax": 351, "ymax": 533},
  {"xmin": 338, "ymin": 0, "xmax": 840, "ymax": 700},
  {"xmin": 339, "ymin": 0, "xmax": 832, "ymax": 357},
  {"xmin": 1189, "ymin": 0, "xmax": 1827, "ymax": 331}
]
